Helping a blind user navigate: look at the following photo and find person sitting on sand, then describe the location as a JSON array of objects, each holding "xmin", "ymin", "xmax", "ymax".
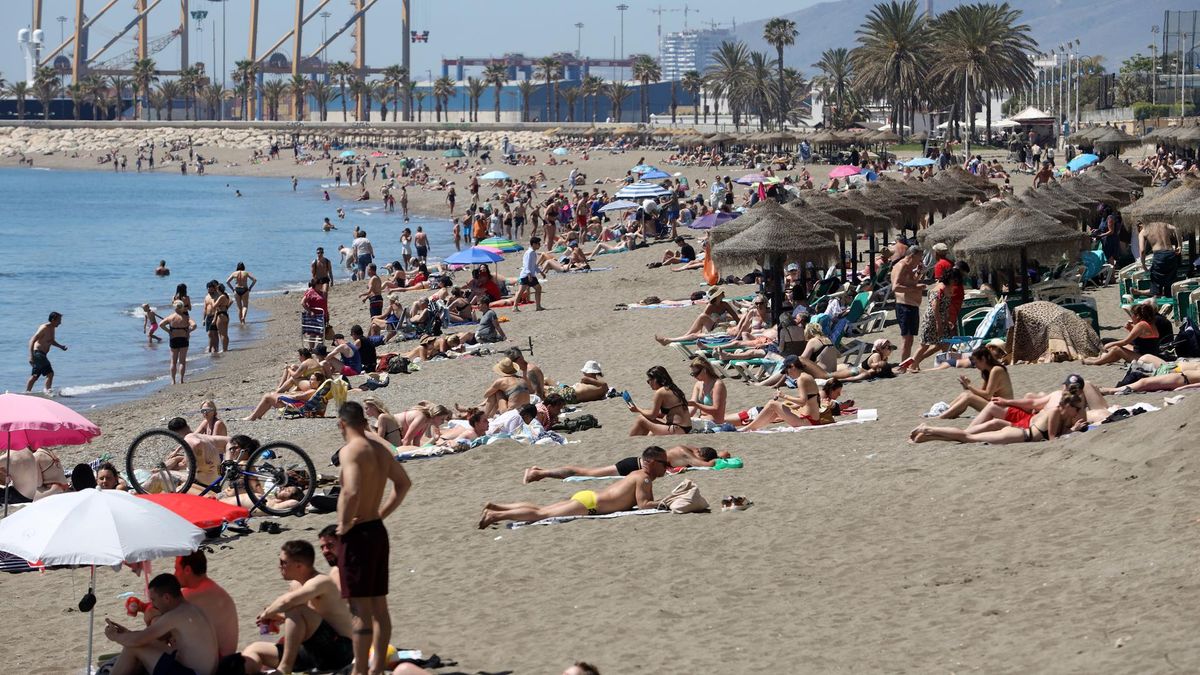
[
  {"xmin": 482, "ymin": 357, "xmax": 533, "ymax": 418},
  {"xmin": 687, "ymin": 357, "xmax": 728, "ymax": 424},
  {"xmin": 362, "ymin": 396, "xmax": 403, "ymax": 446},
  {"xmin": 1082, "ymin": 303, "xmax": 1164, "ymax": 366},
  {"xmin": 244, "ymin": 373, "xmax": 329, "ymax": 420},
  {"xmin": 1101, "ymin": 363, "xmax": 1200, "ymax": 395},
  {"xmin": 479, "ymin": 455, "xmax": 667, "ymax": 528},
  {"xmin": 910, "ymin": 388, "xmax": 1087, "ymax": 444},
  {"xmin": 0, "ymin": 447, "xmax": 69, "ymax": 503},
  {"xmin": 141, "ymin": 552, "xmax": 239, "ymax": 658},
  {"xmin": 547, "ymin": 360, "xmax": 609, "ymax": 404},
  {"xmin": 393, "ymin": 402, "xmax": 453, "ymax": 446},
  {"xmin": 935, "ymin": 346, "xmax": 1014, "ymax": 419},
  {"xmin": 241, "ymin": 541, "xmax": 355, "ymax": 674},
  {"xmin": 541, "ymin": 241, "xmax": 592, "ymax": 273},
  {"xmin": 627, "ymin": 366, "xmax": 694, "ymax": 435},
  {"xmin": 95, "ymin": 461, "xmax": 128, "ymax": 491},
  {"xmin": 103, "ymin": 574, "xmax": 218, "ymax": 675},
  {"xmin": 469, "ymin": 297, "xmax": 507, "ymax": 344},
  {"xmin": 524, "ymin": 445, "xmax": 730, "ymax": 482},
  {"xmin": 653, "ymin": 287, "xmax": 739, "ymax": 345},
  {"xmin": 277, "ymin": 348, "xmax": 326, "ymax": 393},
  {"xmin": 740, "ymin": 359, "xmax": 825, "ymax": 431},
  {"xmin": 657, "ymin": 236, "xmax": 697, "ymax": 266}
]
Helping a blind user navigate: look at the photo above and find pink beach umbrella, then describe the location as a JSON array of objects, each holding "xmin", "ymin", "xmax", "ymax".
[
  {"xmin": 829, "ymin": 165, "xmax": 864, "ymax": 179},
  {"xmin": 0, "ymin": 392, "xmax": 101, "ymax": 516}
]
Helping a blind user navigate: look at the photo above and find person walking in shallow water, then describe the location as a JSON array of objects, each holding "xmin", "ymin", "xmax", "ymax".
[
  {"xmin": 226, "ymin": 262, "xmax": 258, "ymax": 324},
  {"xmin": 26, "ymin": 312, "xmax": 67, "ymax": 394}
]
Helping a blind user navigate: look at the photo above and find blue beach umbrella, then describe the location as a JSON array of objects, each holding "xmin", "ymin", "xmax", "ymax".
[
  {"xmin": 1067, "ymin": 153, "xmax": 1100, "ymax": 172},
  {"xmin": 480, "ymin": 170, "xmax": 511, "ymax": 181},
  {"xmin": 339, "ymin": 150, "xmax": 357, "ymax": 158},
  {"xmin": 443, "ymin": 148, "xmax": 466, "ymax": 158},
  {"xmin": 552, "ymin": 147, "xmax": 569, "ymax": 156},
  {"xmin": 444, "ymin": 247, "xmax": 505, "ymax": 265},
  {"xmin": 631, "ymin": 164, "xmax": 658, "ymax": 173},
  {"xmin": 639, "ymin": 169, "xmax": 671, "ymax": 180},
  {"xmin": 903, "ymin": 157, "xmax": 936, "ymax": 167}
]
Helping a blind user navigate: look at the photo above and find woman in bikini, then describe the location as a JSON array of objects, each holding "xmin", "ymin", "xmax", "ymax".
[
  {"xmin": 161, "ymin": 300, "xmax": 196, "ymax": 384},
  {"xmin": 910, "ymin": 389, "xmax": 1088, "ymax": 444},
  {"xmin": 393, "ymin": 403, "xmax": 453, "ymax": 446},
  {"xmin": 225, "ymin": 262, "xmax": 258, "ymax": 324},
  {"xmin": 482, "ymin": 357, "xmax": 533, "ymax": 418},
  {"xmin": 1082, "ymin": 303, "xmax": 1163, "ymax": 366},
  {"xmin": 173, "ymin": 283, "xmax": 191, "ymax": 311},
  {"xmin": 1100, "ymin": 363, "xmax": 1200, "ymax": 395},
  {"xmin": 196, "ymin": 400, "xmax": 229, "ymax": 454},
  {"xmin": 214, "ymin": 284, "xmax": 232, "ymax": 352},
  {"xmin": 936, "ymin": 346, "xmax": 1014, "ymax": 419},
  {"xmin": 628, "ymin": 365, "xmax": 694, "ymax": 436},
  {"xmin": 362, "ymin": 397, "xmax": 404, "ymax": 446},
  {"xmin": 688, "ymin": 356, "xmax": 728, "ymax": 424},
  {"xmin": 244, "ymin": 373, "xmax": 328, "ymax": 420},
  {"xmin": 740, "ymin": 359, "xmax": 825, "ymax": 431},
  {"xmin": 276, "ymin": 348, "xmax": 324, "ymax": 393}
]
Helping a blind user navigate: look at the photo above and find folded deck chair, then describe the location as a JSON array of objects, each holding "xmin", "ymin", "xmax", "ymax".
[
  {"xmin": 282, "ymin": 378, "xmax": 335, "ymax": 418},
  {"xmin": 941, "ymin": 300, "xmax": 1010, "ymax": 353}
]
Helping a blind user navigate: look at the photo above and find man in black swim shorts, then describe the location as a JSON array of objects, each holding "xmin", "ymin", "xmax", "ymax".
[{"xmin": 521, "ymin": 446, "xmax": 670, "ymax": 483}]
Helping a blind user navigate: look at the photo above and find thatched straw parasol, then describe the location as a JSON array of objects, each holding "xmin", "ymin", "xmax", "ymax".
[
  {"xmin": 941, "ymin": 166, "xmax": 1000, "ymax": 194},
  {"xmin": 1010, "ymin": 191, "xmax": 1084, "ymax": 229},
  {"xmin": 954, "ymin": 207, "xmax": 1088, "ymax": 299},
  {"xmin": 1098, "ymin": 155, "xmax": 1152, "ymax": 187},
  {"xmin": 872, "ymin": 130, "xmax": 902, "ymax": 144},
  {"xmin": 808, "ymin": 130, "xmax": 840, "ymax": 144},
  {"xmin": 911, "ymin": 130, "xmax": 929, "ymax": 142},
  {"xmin": 1090, "ymin": 127, "xmax": 1142, "ymax": 152},
  {"xmin": 1059, "ymin": 177, "xmax": 1128, "ymax": 208},
  {"xmin": 1077, "ymin": 169, "xmax": 1141, "ymax": 199},
  {"xmin": 917, "ymin": 201, "xmax": 1007, "ymax": 249},
  {"xmin": 1121, "ymin": 176, "xmax": 1200, "ymax": 234},
  {"xmin": 707, "ymin": 132, "xmax": 734, "ymax": 143}
]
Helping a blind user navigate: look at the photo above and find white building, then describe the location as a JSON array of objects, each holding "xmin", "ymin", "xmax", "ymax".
[{"xmin": 660, "ymin": 28, "xmax": 733, "ymax": 82}]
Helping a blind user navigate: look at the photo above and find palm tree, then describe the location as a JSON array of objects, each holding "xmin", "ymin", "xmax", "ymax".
[
  {"xmin": 561, "ymin": 87, "xmax": 580, "ymax": 122},
  {"xmin": 763, "ymin": 17, "xmax": 798, "ymax": 129},
  {"xmin": 308, "ymin": 80, "xmax": 333, "ymax": 121},
  {"xmin": 374, "ymin": 81, "xmax": 392, "ymax": 121},
  {"xmin": 606, "ymin": 81, "xmax": 632, "ymax": 121},
  {"xmin": 517, "ymin": 80, "xmax": 537, "ymax": 122},
  {"xmin": 413, "ymin": 89, "xmax": 427, "ymax": 122},
  {"xmin": 581, "ymin": 74, "xmax": 605, "ymax": 123},
  {"xmin": 33, "ymin": 67, "xmax": 60, "ymax": 121},
  {"xmin": 433, "ymin": 76, "xmax": 456, "ymax": 122},
  {"xmin": 349, "ymin": 77, "xmax": 372, "ymax": 121},
  {"xmin": 631, "ymin": 54, "xmax": 660, "ymax": 123},
  {"xmin": 382, "ymin": 65, "xmax": 407, "ymax": 121},
  {"xmin": 9, "ymin": 81, "xmax": 30, "ymax": 121},
  {"xmin": 535, "ymin": 56, "xmax": 561, "ymax": 122},
  {"xmin": 851, "ymin": 0, "xmax": 930, "ymax": 134},
  {"xmin": 157, "ymin": 80, "xmax": 181, "ymax": 120},
  {"xmin": 261, "ymin": 78, "xmax": 288, "ymax": 121},
  {"xmin": 402, "ymin": 79, "xmax": 418, "ymax": 122},
  {"xmin": 232, "ymin": 59, "xmax": 257, "ymax": 120},
  {"xmin": 285, "ymin": 74, "xmax": 306, "ymax": 121},
  {"xmin": 483, "ymin": 63, "xmax": 508, "ymax": 122},
  {"xmin": 929, "ymin": 3, "xmax": 1035, "ymax": 142},
  {"xmin": 682, "ymin": 70, "xmax": 703, "ymax": 125},
  {"xmin": 131, "ymin": 58, "xmax": 158, "ymax": 120},
  {"xmin": 83, "ymin": 75, "xmax": 108, "ymax": 120},
  {"xmin": 201, "ymin": 82, "xmax": 227, "ymax": 120},
  {"xmin": 149, "ymin": 90, "xmax": 167, "ymax": 121},
  {"xmin": 706, "ymin": 40, "xmax": 750, "ymax": 128},
  {"xmin": 329, "ymin": 61, "xmax": 353, "ymax": 121},
  {"xmin": 66, "ymin": 82, "xmax": 85, "ymax": 120},
  {"xmin": 466, "ymin": 76, "xmax": 486, "ymax": 122},
  {"xmin": 813, "ymin": 48, "xmax": 853, "ymax": 128},
  {"xmin": 746, "ymin": 51, "xmax": 776, "ymax": 129},
  {"xmin": 107, "ymin": 75, "xmax": 130, "ymax": 120},
  {"xmin": 177, "ymin": 67, "xmax": 200, "ymax": 120}
]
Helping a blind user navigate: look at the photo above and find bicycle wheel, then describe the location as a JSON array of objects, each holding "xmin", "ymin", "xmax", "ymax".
[
  {"xmin": 242, "ymin": 441, "xmax": 318, "ymax": 516},
  {"xmin": 125, "ymin": 429, "xmax": 195, "ymax": 494}
]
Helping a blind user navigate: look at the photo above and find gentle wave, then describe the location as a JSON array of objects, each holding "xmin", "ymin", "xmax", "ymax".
[{"xmin": 60, "ymin": 376, "xmax": 169, "ymax": 397}]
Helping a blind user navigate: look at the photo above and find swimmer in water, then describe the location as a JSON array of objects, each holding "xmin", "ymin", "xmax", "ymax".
[
  {"xmin": 323, "ymin": 217, "xmax": 337, "ymax": 232},
  {"xmin": 155, "ymin": 260, "xmax": 170, "ymax": 276},
  {"xmin": 336, "ymin": 207, "xmax": 346, "ymax": 220},
  {"xmin": 235, "ymin": 190, "xmax": 243, "ymax": 197}
]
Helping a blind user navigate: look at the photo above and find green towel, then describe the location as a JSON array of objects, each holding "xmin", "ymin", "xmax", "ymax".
[{"xmin": 713, "ymin": 457, "xmax": 743, "ymax": 470}]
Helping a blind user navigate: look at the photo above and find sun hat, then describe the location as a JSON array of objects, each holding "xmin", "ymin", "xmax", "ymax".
[
  {"xmin": 705, "ymin": 286, "xmax": 726, "ymax": 302},
  {"xmin": 873, "ymin": 338, "xmax": 893, "ymax": 351},
  {"xmin": 493, "ymin": 358, "xmax": 519, "ymax": 376},
  {"xmin": 581, "ymin": 360, "xmax": 603, "ymax": 374},
  {"xmin": 932, "ymin": 242, "xmax": 948, "ymax": 252}
]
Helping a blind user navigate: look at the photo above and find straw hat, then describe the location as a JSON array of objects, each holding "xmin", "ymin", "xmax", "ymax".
[
  {"xmin": 581, "ymin": 360, "xmax": 603, "ymax": 374},
  {"xmin": 705, "ymin": 286, "xmax": 726, "ymax": 302},
  {"xmin": 493, "ymin": 358, "xmax": 519, "ymax": 376}
]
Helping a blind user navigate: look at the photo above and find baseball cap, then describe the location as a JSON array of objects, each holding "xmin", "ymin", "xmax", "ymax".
[
  {"xmin": 1063, "ymin": 374, "xmax": 1085, "ymax": 389},
  {"xmin": 785, "ymin": 262, "xmax": 800, "ymax": 272}
]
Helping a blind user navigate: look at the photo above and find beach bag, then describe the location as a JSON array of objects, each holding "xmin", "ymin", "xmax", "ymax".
[
  {"xmin": 659, "ymin": 479, "xmax": 708, "ymax": 513},
  {"xmin": 323, "ymin": 323, "xmax": 335, "ymax": 341},
  {"xmin": 550, "ymin": 414, "xmax": 601, "ymax": 434},
  {"xmin": 387, "ymin": 355, "xmax": 411, "ymax": 374},
  {"xmin": 1173, "ymin": 318, "xmax": 1200, "ymax": 358}
]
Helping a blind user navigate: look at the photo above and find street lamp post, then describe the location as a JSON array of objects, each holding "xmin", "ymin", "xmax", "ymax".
[
  {"xmin": 320, "ymin": 11, "xmax": 331, "ymax": 64},
  {"xmin": 1181, "ymin": 31, "xmax": 1190, "ymax": 119},
  {"xmin": 617, "ymin": 4, "xmax": 629, "ymax": 81},
  {"xmin": 207, "ymin": 0, "xmax": 227, "ymax": 89},
  {"xmin": 56, "ymin": 16, "xmax": 66, "ymax": 46},
  {"xmin": 1151, "ymin": 25, "xmax": 1160, "ymax": 105},
  {"xmin": 575, "ymin": 22, "xmax": 584, "ymax": 58}
]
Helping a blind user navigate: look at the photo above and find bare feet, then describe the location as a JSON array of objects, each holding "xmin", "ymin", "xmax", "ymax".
[
  {"xmin": 477, "ymin": 508, "xmax": 493, "ymax": 529},
  {"xmin": 654, "ymin": 334, "xmax": 670, "ymax": 346},
  {"xmin": 523, "ymin": 467, "xmax": 543, "ymax": 484}
]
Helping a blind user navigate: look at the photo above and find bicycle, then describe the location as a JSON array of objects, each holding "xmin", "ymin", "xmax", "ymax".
[{"xmin": 124, "ymin": 430, "xmax": 318, "ymax": 517}]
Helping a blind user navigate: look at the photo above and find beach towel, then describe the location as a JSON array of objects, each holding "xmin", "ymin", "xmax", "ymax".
[
  {"xmin": 740, "ymin": 412, "xmax": 879, "ymax": 434},
  {"xmin": 506, "ymin": 508, "xmax": 667, "ymax": 529},
  {"xmin": 550, "ymin": 267, "xmax": 613, "ymax": 274}
]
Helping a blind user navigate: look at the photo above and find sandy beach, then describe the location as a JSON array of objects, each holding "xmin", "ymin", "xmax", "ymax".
[{"xmin": 4, "ymin": 125, "xmax": 1199, "ymax": 674}]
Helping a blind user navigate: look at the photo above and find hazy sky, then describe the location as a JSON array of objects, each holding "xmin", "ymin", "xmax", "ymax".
[{"xmin": 4, "ymin": 0, "xmax": 804, "ymax": 83}]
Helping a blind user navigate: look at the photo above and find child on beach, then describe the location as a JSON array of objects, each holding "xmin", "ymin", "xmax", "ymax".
[{"xmin": 142, "ymin": 304, "xmax": 163, "ymax": 344}]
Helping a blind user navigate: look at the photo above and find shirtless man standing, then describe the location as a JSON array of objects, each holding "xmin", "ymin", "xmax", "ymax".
[
  {"xmin": 143, "ymin": 552, "xmax": 239, "ymax": 658},
  {"xmin": 1139, "ymin": 221, "xmax": 1181, "ymax": 298},
  {"xmin": 26, "ymin": 311, "xmax": 66, "ymax": 394},
  {"xmin": 359, "ymin": 264, "xmax": 384, "ymax": 318},
  {"xmin": 335, "ymin": 401, "xmax": 413, "ymax": 675},
  {"xmin": 483, "ymin": 454, "xmax": 667, "ymax": 527},
  {"xmin": 241, "ymin": 540, "xmax": 356, "ymax": 674},
  {"xmin": 166, "ymin": 417, "xmax": 228, "ymax": 494},
  {"xmin": 312, "ymin": 247, "xmax": 335, "ymax": 287},
  {"xmin": 104, "ymin": 574, "xmax": 218, "ymax": 675},
  {"xmin": 890, "ymin": 247, "xmax": 927, "ymax": 365}
]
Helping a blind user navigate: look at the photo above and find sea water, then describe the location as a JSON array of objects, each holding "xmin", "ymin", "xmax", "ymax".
[{"xmin": 0, "ymin": 167, "xmax": 455, "ymax": 409}]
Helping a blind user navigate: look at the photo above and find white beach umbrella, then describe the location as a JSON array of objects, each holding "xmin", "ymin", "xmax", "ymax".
[
  {"xmin": 615, "ymin": 181, "xmax": 671, "ymax": 199},
  {"xmin": 0, "ymin": 489, "xmax": 204, "ymax": 674},
  {"xmin": 599, "ymin": 199, "xmax": 640, "ymax": 212}
]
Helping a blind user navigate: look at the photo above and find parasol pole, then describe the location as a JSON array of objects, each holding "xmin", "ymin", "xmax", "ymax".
[
  {"xmin": 86, "ymin": 565, "xmax": 95, "ymax": 675},
  {"xmin": 1020, "ymin": 248, "xmax": 1031, "ymax": 303},
  {"xmin": 851, "ymin": 235, "xmax": 860, "ymax": 285},
  {"xmin": 4, "ymin": 430, "xmax": 10, "ymax": 518}
]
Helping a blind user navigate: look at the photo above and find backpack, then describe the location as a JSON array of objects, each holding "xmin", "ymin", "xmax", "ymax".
[
  {"xmin": 1173, "ymin": 318, "xmax": 1200, "ymax": 358},
  {"xmin": 387, "ymin": 355, "xmax": 411, "ymax": 374}
]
